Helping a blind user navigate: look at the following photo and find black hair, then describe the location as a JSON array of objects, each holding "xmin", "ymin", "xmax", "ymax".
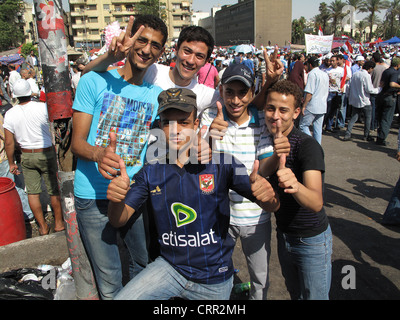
[
  {"xmin": 130, "ymin": 15, "xmax": 168, "ymax": 46},
  {"xmin": 372, "ymin": 52, "xmax": 381, "ymax": 63},
  {"xmin": 177, "ymin": 26, "xmax": 215, "ymax": 59},
  {"xmin": 267, "ymin": 80, "xmax": 303, "ymax": 110},
  {"xmin": 363, "ymin": 60, "xmax": 376, "ymax": 70}
]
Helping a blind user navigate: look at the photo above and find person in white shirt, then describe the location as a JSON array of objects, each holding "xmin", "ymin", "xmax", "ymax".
[
  {"xmin": 3, "ymin": 79, "xmax": 64, "ymax": 236},
  {"xmin": 20, "ymin": 69, "xmax": 39, "ymax": 98},
  {"xmin": 7, "ymin": 64, "xmax": 21, "ymax": 97},
  {"xmin": 343, "ymin": 60, "xmax": 380, "ymax": 141}
]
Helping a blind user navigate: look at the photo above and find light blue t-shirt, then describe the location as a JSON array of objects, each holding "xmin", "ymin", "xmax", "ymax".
[
  {"xmin": 72, "ymin": 69, "xmax": 163, "ymax": 199},
  {"xmin": 304, "ymin": 67, "xmax": 330, "ymax": 114}
]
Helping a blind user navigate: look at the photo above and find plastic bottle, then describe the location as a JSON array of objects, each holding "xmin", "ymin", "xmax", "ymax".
[{"xmin": 233, "ymin": 282, "xmax": 251, "ymax": 293}]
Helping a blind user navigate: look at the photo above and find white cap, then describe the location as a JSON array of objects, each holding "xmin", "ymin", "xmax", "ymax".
[
  {"xmin": 13, "ymin": 79, "xmax": 32, "ymax": 98},
  {"xmin": 355, "ymin": 56, "xmax": 365, "ymax": 61}
]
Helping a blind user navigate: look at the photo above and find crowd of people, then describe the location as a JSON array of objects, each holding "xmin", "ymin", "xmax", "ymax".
[{"xmin": 0, "ymin": 13, "xmax": 399, "ymax": 301}]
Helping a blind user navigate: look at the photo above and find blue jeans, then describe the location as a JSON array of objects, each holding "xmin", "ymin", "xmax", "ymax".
[
  {"xmin": 337, "ymin": 95, "xmax": 348, "ymax": 128},
  {"xmin": 325, "ymin": 93, "xmax": 342, "ymax": 130},
  {"xmin": 115, "ymin": 256, "xmax": 233, "ymax": 300},
  {"xmin": 382, "ymin": 176, "xmax": 400, "ymax": 225},
  {"xmin": 0, "ymin": 160, "xmax": 33, "ymax": 220},
  {"xmin": 370, "ymin": 94, "xmax": 378, "ymax": 131},
  {"xmin": 75, "ymin": 196, "xmax": 148, "ymax": 300},
  {"xmin": 377, "ymin": 95, "xmax": 397, "ymax": 143},
  {"xmin": 277, "ymin": 225, "xmax": 332, "ymax": 300},
  {"xmin": 299, "ymin": 110, "xmax": 325, "ymax": 145},
  {"xmin": 345, "ymin": 105, "xmax": 372, "ymax": 138}
]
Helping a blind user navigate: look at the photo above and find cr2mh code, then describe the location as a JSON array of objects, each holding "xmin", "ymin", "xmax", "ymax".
[{"xmin": 197, "ymin": 304, "xmax": 246, "ymax": 315}]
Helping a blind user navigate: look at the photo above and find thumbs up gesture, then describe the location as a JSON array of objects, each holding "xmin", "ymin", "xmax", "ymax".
[
  {"xmin": 195, "ymin": 125, "xmax": 212, "ymax": 164},
  {"xmin": 273, "ymin": 119, "xmax": 290, "ymax": 158},
  {"xmin": 277, "ymin": 154, "xmax": 299, "ymax": 194},
  {"xmin": 98, "ymin": 130, "xmax": 123, "ymax": 180},
  {"xmin": 250, "ymin": 160, "xmax": 276, "ymax": 203},
  {"xmin": 107, "ymin": 159, "xmax": 131, "ymax": 202},
  {"xmin": 208, "ymin": 101, "xmax": 228, "ymax": 142}
]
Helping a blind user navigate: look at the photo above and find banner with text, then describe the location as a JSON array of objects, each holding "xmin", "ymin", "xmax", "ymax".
[{"xmin": 305, "ymin": 34, "xmax": 334, "ymax": 55}]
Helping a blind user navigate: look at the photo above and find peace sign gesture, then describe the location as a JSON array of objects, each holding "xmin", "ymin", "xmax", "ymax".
[{"xmin": 108, "ymin": 16, "xmax": 145, "ymax": 63}]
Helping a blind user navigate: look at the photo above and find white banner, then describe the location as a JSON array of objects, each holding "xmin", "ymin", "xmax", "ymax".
[{"xmin": 305, "ymin": 34, "xmax": 334, "ymax": 55}]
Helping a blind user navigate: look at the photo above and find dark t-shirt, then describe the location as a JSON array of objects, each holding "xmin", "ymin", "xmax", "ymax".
[
  {"xmin": 269, "ymin": 127, "xmax": 328, "ymax": 237},
  {"xmin": 381, "ymin": 67, "xmax": 400, "ymax": 96}
]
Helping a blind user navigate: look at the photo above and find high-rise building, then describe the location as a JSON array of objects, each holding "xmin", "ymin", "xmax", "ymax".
[
  {"xmin": 68, "ymin": 0, "xmax": 192, "ymax": 49},
  {"xmin": 215, "ymin": 0, "xmax": 292, "ymax": 48}
]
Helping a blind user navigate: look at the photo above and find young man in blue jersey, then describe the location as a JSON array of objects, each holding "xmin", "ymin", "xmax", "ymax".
[
  {"xmin": 106, "ymin": 88, "xmax": 280, "ymax": 300},
  {"xmin": 70, "ymin": 15, "xmax": 168, "ymax": 299},
  {"xmin": 262, "ymin": 80, "xmax": 332, "ymax": 300},
  {"xmin": 200, "ymin": 64, "xmax": 290, "ymax": 300}
]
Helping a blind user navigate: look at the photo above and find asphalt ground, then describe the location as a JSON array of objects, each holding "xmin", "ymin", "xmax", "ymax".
[{"xmin": 231, "ymin": 120, "xmax": 400, "ymax": 300}]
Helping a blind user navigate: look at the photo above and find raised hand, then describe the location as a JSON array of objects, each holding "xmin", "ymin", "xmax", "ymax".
[
  {"xmin": 98, "ymin": 131, "xmax": 123, "ymax": 180},
  {"xmin": 209, "ymin": 101, "xmax": 228, "ymax": 141},
  {"xmin": 277, "ymin": 154, "xmax": 299, "ymax": 194},
  {"xmin": 250, "ymin": 160, "xmax": 275, "ymax": 203},
  {"xmin": 108, "ymin": 16, "xmax": 145, "ymax": 63},
  {"xmin": 107, "ymin": 158, "xmax": 131, "ymax": 202},
  {"xmin": 264, "ymin": 45, "xmax": 284, "ymax": 85},
  {"xmin": 273, "ymin": 119, "xmax": 290, "ymax": 158},
  {"xmin": 195, "ymin": 125, "xmax": 212, "ymax": 164}
]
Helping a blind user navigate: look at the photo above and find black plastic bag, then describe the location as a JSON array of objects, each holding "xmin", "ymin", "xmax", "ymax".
[{"xmin": 0, "ymin": 268, "xmax": 54, "ymax": 300}]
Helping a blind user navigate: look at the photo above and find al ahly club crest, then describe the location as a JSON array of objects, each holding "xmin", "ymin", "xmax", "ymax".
[{"xmin": 199, "ymin": 174, "xmax": 214, "ymax": 194}]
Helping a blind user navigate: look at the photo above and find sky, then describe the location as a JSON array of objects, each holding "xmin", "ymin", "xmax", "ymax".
[{"xmin": 192, "ymin": 0, "xmax": 320, "ymax": 20}]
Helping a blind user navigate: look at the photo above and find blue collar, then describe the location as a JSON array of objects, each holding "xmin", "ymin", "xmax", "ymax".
[{"xmin": 222, "ymin": 104, "xmax": 260, "ymax": 127}]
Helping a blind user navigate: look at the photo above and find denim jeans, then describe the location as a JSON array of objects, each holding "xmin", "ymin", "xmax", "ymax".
[
  {"xmin": 377, "ymin": 95, "xmax": 397, "ymax": 143},
  {"xmin": 115, "ymin": 256, "xmax": 234, "ymax": 300},
  {"xmin": 276, "ymin": 225, "xmax": 332, "ymax": 300},
  {"xmin": 345, "ymin": 105, "xmax": 372, "ymax": 138},
  {"xmin": 336, "ymin": 95, "xmax": 348, "ymax": 128},
  {"xmin": 370, "ymin": 94, "xmax": 378, "ymax": 131},
  {"xmin": 325, "ymin": 93, "xmax": 342, "ymax": 130},
  {"xmin": 0, "ymin": 160, "xmax": 33, "ymax": 220},
  {"xmin": 75, "ymin": 196, "xmax": 148, "ymax": 300},
  {"xmin": 382, "ymin": 176, "xmax": 400, "ymax": 225},
  {"xmin": 299, "ymin": 110, "xmax": 325, "ymax": 145}
]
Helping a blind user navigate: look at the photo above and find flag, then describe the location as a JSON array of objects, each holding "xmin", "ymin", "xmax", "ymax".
[
  {"xmin": 358, "ymin": 43, "xmax": 364, "ymax": 55},
  {"xmin": 341, "ymin": 58, "xmax": 352, "ymax": 89},
  {"xmin": 379, "ymin": 46, "xmax": 384, "ymax": 55},
  {"xmin": 343, "ymin": 40, "xmax": 353, "ymax": 54},
  {"xmin": 318, "ymin": 26, "xmax": 323, "ymax": 36}
]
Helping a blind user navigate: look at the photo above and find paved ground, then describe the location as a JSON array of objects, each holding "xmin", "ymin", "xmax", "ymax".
[
  {"xmin": 231, "ymin": 121, "xmax": 400, "ymax": 300},
  {"xmin": 23, "ymin": 121, "xmax": 400, "ymax": 300}
]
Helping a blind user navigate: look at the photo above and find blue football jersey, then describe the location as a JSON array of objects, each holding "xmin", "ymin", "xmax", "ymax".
[{"xmin": 124, "ymin": 153, "xmax": 256, "ymax": 284}]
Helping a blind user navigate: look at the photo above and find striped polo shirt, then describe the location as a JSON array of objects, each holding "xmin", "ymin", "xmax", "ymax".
[{"xmin": 200, "ymin": 104, "xmax": 274, "ymax": 226}]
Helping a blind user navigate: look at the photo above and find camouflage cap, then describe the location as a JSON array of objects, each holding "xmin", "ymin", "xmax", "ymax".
[{"xmin": 157, "ymin": 88, "xmax": 197, "ymax": 115}]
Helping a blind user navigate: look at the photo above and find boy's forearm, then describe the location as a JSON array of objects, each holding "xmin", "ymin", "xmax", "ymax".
[
  {"xmin": 82, "ymin": 52, "xmax": 116, "ymax": 76},
  {"xmin": 108, "ymin": 201, "xmax": 133, "ymax": 228}
]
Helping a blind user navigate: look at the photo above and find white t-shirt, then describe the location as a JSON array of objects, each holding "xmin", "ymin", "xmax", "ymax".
[
  {"xmin": 27, "ymin": 78, "xmax": 39, "ymax": 95},
  {"xmin": 3, "ymin": 101, "xmax": 53, "ymax": 149},
  {"xmin": 144, "ymin": 63, "xmax": 221, "ymax": 114},
  {"xmin": 71, "ymin": 71, "xmax": 81, "ymax": 90},
  {"xmin": 326, "ymin": 66, "xmax": 344, "ymax": 93},
  {"xmin": 8, "ymin": 70, "xmax": 21, "ymax": 94}
]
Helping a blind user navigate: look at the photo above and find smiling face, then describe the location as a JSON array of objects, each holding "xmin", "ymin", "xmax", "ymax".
[
  {"xmin": 264, "ymin": 91, "xmax": 301, "ymax": 136},
  {"xmin": 171, "ymin": 40, "xmax": 208, "ymax": 86},
  {"xmin": 219, "ymin": 80, "xmax": 253, "ymax": 125},
  {"xmin": 127, "ymin": 26, "xmax": 165, "ymax": 71}
]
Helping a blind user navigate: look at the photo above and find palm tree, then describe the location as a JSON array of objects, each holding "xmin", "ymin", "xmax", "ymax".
[
  {"xmin": 359, "ymin": 0, "xmax": 390, "ymax": 41},
  {"xmin": 385, "ymin": 0, "xmax": 400, "ymax": 37},
  {"xmin": 356, "ymin": 19, "xmax": 368, "ymax": 41},
  {"xmin": 328, "ymin": 0, "xmax": 346, "ymax": 36},
  {"xmin": 314, "ymin": 2, "xmax": 331, "ymax": 34},
  {"xmin": 346, "ymin": 0, "xmax": 363, "ymax": 37}
]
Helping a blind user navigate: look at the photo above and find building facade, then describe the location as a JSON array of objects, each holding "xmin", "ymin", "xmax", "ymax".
[
  {"xmin": 68, "ymin": 0, "xmax": 192, "ymax": 49},
  {"xmin": 215, "ymin": 0, "xmax": 292, "ymax": 48}
]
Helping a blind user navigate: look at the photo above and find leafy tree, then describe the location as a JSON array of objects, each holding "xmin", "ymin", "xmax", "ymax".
[
  {"xmin": 135, "ymin": 0, "xmax": 167, "ymax": 21},
  {"xmin": 0, "ymin": 0, "xmax": 25, "ymax": 51},
  {"xmin": 359, "ymin": 0, "xmax": 390, "ymax": 41},
  {"xmin": 20, "ymin": 42, "xmax": 38, "ymax": 58},
  {"xmin": 328, "ymin": 0, "xmax": 346, "ymax": 36},
  {"xmin": 314, "ymin": 2, "xmax": 331, "ymax": 34},
  {"xmin": 291, "ymin": 17, "xmax": 307, "ymax": 44}
]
